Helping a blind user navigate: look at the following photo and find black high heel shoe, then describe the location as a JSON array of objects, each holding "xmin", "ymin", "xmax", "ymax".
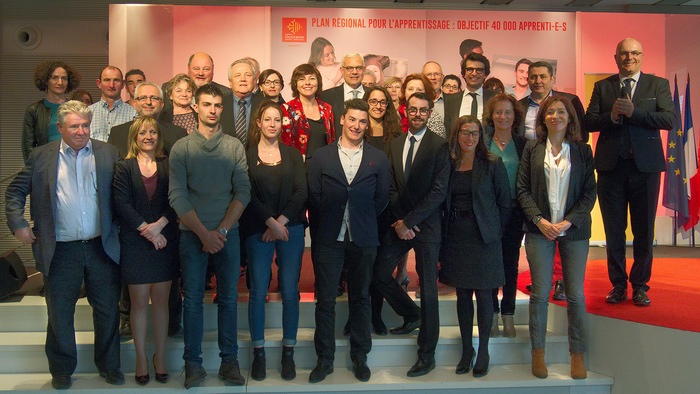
[
  {"xmin": 153, "ymin": 354, "xmax": 169, "ymax": 383},
  {"xmin": 135, "ymin": 372, "xmax": 150, "ymax": 386},
  {"xmin": 473, "ymin": 354, "xmax": 490, "ymax": 378},
  {"xmin": 397, "ymin": 277, "xmax": 410, "ymax": 292},
  {"xmin": 455, "ymin": 347, "xmax": 475, "ymax": 375}
]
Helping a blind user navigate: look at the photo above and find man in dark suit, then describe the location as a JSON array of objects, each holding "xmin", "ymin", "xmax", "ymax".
[
  {"xmin": 161, "ymin": 52, "xmax": 232, "ymax": 122},
  {"xmin": 108, "ymin": 82, "xmax": 187, "ymax": 159},
  {"xmin": 307, "ymin": 99, "xmax": 390, "ymax": 384},
  {"xmin": 518, "ymin": 61, "xmax": 588, "ymax": 143},
  {"xmin": 221, "ymin": 58, "xmax": 264, "ymax": 144},
  {"xmin": 321, "ymin": 53, "xmax": 366, "ymax": 138},
  {"xmin": 5, "ymin": 101, "xmax": 123, "ymax": 390},
  {"xmin": 373, "ymin": 92, "xmax": 450, "ymax": 377},
  {"xmin": 444, "ymin": 52, "xmax": 495, "ymax": 134},
  {"xmin": 585, "ymin": 38, "xmax": 675, "ymax": 306}
]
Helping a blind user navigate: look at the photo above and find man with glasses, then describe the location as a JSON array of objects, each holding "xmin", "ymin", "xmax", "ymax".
[
  {"xmin": 373, "ymin": 92, "xmax": 450, "ymax": 378},
  {"xmin": 108, "ymin": 82, "xmax": 187, "ymax": 159},
  {"xmin": 585, "ymin": 38, "xmax": 675, "ymax": 307},
  {"xmin": 422, "ymin": 61, "xmax": 446, "ymax": 121},
  {"xmin": 89, "ymin": 66, "xmax": 137, "ymax": 142},
  {"xmin": 321, "ymin": 52, "xmax": 366, "ymax": 138},
  {"xmin": 443, "ymin": 53, "xmax": 494, "ymax": 133}
]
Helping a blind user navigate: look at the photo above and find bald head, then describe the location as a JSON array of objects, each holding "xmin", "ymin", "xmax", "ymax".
[
  {"xmin": 615, "ymin": 38, "xmax": 644, "ymax": 77},
  {"xmin": 188, "ymin": 52, "xmax": 215, "ymax": 87},
  {"xmin": 422, "ymin": 61, "xmax": 444, "ymax": 92}
]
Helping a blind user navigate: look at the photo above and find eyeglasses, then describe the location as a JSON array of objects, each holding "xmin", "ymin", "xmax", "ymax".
[
  {"xmin": 368, "ymin": 99, "xmax": 388, "ymax": 108},
  {"xmin": 459, "ymin": 130, "xmax": 480, "ymax": 139},
  {"xmin": 617, "ymin": 51, "xmax": 643, "ymax": 58},
  {"xmin": 263, "ymin": 80, "xmax": 281, "ymax": 87},
  {"xmin": 465, "ymin": 67, "xmax": 485, "ymax": 75},
  {"xmin": 407, "ymin": 107, "xmax": 431, "ymax": 116},
  {"xmin": 442, "ymin": 83, "xmax": 459, "ymax": 90},
  {"xmin": 135, "ymin": 95, "xmax": 163, "ymax": 102},
  {"xmin": 342, "ymin": 66, "xmax": 365, "ymax": 72},
  {"xmin": 424, "ymin": 72, "xmax": 442, "ymax": 78}
]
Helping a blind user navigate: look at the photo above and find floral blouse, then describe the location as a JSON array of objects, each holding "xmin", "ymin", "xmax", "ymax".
[{"xmin": 280, "ymin": 97, "xmax": 335, "ymax": 155}]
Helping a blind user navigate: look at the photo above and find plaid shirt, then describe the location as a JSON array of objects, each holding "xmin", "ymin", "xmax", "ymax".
[{"xmin": 88, "ymin": 98, "xmax": 136, "ymax": 142}]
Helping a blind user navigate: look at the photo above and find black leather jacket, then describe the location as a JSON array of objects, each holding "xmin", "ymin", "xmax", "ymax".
[{"xmin": 22, "ymin": 99, "xmax": 51, "ymax": 162}]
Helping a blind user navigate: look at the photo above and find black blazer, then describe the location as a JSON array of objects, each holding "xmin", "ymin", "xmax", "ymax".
[
  {"xmin": 443, "ymin": 155, "xmax": 512, "ymax": 245},
  {"xmin": 108, "ymin": 120, "xmax": 188, "ymax": 159},
  {"xmin": 308, "ymin": 140, "xmax": 390, "ymax": 248},
  {"xmin": 221, "ymin": 91, "xmax": 265, "ymax": 140},
  {"xmin": 518, "ymin": 90, "xmax": 589, "ymax": 142},
  {"xmin": 388, "ymin": 129, "xmax": 450, "ymax": 243},
  {"xmin": 516, "ymin": 139, "xmax": 597, "ymax": 240},
  {"xmin": 584, "ymin": 72, "xmax": 675, "ymax": 173},
  {"xmin": 320, "ymin": 84, "xmax": 348, "ymax": 139},
  {"xmin": 443, "ymin": 88, "xmax": 496, "ymax": 134},
  {"xmin": 241, "ymin": 143, "xmax": 308, "ymax": 236}
]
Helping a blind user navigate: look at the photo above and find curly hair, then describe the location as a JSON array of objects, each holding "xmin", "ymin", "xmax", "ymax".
[
  {"xmin": 166, "ymin": 73, "xmax": 196, "ymax": 99},
  {"xmin": 362, "ymin": 86, "xmax": 401, "ymax": 144},
  {"xmin": 483, "ymin": 93, "xmax": 524, "ymax": 133},
  {"xmin": 34, "ymin": 60, "xmax": 80, "ymax": 93}
]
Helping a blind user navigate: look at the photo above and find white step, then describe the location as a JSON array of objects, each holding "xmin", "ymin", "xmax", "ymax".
[{"xmin": 0, "ymin": 364, "xmax": 612, "ymax": 393}]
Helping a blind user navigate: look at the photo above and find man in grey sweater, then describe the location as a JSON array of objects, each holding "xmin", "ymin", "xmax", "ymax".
[{"xmin": 168, "ymin": 83, "xmax": 250, "ymax": 389}]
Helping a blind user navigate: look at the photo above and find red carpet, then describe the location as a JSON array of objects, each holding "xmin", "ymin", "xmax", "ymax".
[{"xmin": 517, "ymin": 258, "xmax": 700, "ymax": 333}]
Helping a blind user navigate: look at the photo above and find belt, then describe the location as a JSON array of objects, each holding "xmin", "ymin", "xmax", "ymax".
[{"xmin": 58, "ymin": 236, "xmax": 101, "ymax": 244}]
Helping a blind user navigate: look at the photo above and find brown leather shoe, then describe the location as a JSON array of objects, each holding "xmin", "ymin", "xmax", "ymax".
[
  {"xmin": 531, "ymin": 348, "xmax": 548, "ymax": 378},
  {"xmin": 570, "ymin": 352, "xmax": 587, "ymax": 379}
]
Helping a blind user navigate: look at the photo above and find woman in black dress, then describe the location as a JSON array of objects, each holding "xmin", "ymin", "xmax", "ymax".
[
  {"xmin": 440, "ymin": 115, "xmax": 511, "ymax": 377},
  {"xmin": 113, "ymin": 116, "xmax": 179, "ymax": 385}
]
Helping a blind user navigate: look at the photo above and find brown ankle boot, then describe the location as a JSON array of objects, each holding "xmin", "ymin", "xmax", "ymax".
[
  {"xmin": 570, "ymin": 352, "xmax": 587, "ymax": 379},
  {"xmin": 531, "ymin": 348, "xmax": 548, "ymax": 378}
]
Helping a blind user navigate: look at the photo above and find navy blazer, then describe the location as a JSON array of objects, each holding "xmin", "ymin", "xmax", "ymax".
[
  {"xmin": 320, "ymin": 84, "xmax": 348, "ymax": 139},
  {"xmin": 443, "ymin": 89, "xmax": 496, "ymax": 134},
  {"xmin": 308, "ymin": 140, "xmax": 390, "ymax": 248},
  {"xmin": 5, "ymin": 140, "xmax": 120, "ymax": 275},
  {"xmin": 388, "ymin": 129, "xmax": 450, "ymax": 243},
  {"xmin": 516, "ymin": 139, "xmax": 597, "ymax": 240},
  {"xmin": 443, "ymin": 155, "xmax": 512, "ymax": 245},
  {"xmin": 585, "ymin": 72, "xmax": 675, "ymax": 173}
]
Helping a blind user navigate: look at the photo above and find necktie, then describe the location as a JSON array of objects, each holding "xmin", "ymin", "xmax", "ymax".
[
  {"xmin": 619, "ymin": 78, "xmax": 633, "ymax": 158},
  {"xmin": 235, "ymin": 99, "xmax": 247, "ymax": 145},
  {"xmin": 352, "ymin": 90, "xmax": 359, "ymax": 99},
  {"xmin": 468, "ymin": 92, "xmax": 478, "ymax": 118},
  {"xmin": 405, "ymin": 136, "xmax": 416, "ymax": 181}
]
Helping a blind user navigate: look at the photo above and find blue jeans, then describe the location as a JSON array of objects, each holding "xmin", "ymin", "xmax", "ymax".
[
  {"xmin": 246, "ymin": 224, "xmax": 304, "ymax": 347},
  {"xmin": 180, "ymin": 229, "xmax": 240, "ymax": 366},
  {"xmin": 525, "ymin": 233, "xmax": 588, "ymax": 353}
]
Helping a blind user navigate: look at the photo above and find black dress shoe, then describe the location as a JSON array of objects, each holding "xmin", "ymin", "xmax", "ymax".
[
  {"xmin": 473, "ymin": 354, "xmax": 490, "ymax": 378},
  {"xmin": 51, "ymin": 375, "xmax": 72, "ymax": 390},
  {"xmin": 605, "ymin": 286, "xmax": 628, "ymax": 304},
  {"xmin": 100, "ymin": 369, "xmax": 125, "ymax": 385},
  {"xmin": 352, "ymin": 360, "xmax": 371, "ymax": 382},
  {"xmin": 455, "ymin": 347, "xmax": 475, "ymax": 374},
  {"xmin": 373, "ymin": 321, "xmax": 388, "ymax": 336},
  {"xmin": 632, "ymin": 288, "xmax": 651, "ymax": 306},
  {"xmin": 390, "ymin": 319, "xmax": 421, "ymax": 335},
  {"xmin": 309, "ymin": 361, "xmax": 333, "ymax": 383},
  {"xmin": 407, "ymin": 358, "xmax": 435, "ymax": 377},
  {"xmin": 552, "ymin": 280, "xmax": 566, "ymax": 301}
]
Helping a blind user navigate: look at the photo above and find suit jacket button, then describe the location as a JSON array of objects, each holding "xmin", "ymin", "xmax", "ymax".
[{"xmin": 347, "ymin": 186, "xmax": 352, "ymax": 191}]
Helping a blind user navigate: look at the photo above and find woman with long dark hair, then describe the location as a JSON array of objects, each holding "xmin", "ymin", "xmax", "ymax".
[
  {"xmin": 517, "ymin": 96, "xmax": 596, "ymax": 380},
  {"xmin": 440, "ymin": 115, "xmax": 511, "ymax": 377}
]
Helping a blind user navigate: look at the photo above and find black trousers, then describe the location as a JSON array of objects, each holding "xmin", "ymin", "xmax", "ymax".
[
  {"xmin": 44, "ymin": 238, "xmax": 121, "ymax": 376},
  {"xmin": 313, "ymin": 239, "xmax": 375, "ymax": 363},
  {"xmin": 373, "ymin": 230, "xmax": 440, "ymax": 360},
  {"xmin": 598, "ymin": 158, "xmax": 660, "ymax": 291},
  {"xmin": 492, "ymin": 208, "xmax": 524, "ymax": 315}
]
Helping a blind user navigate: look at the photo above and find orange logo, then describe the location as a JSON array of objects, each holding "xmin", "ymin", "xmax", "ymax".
[{"xmin": 282, "ymin": 18, "xmax": 307, "ymax": 42}]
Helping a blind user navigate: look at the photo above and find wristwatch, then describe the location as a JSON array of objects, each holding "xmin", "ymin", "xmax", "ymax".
[
  {"xmin": 531, "ymin": 215, "xmax": 543, "ymax": 225},
  {"xmin": 218, "ymin": 227, "xmax": 228, "ymax": 236}
]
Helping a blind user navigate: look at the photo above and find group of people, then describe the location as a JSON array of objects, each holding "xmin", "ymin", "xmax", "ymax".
[{"xmin": 6, "ymin": 36, "xmax": 674, "ymax": 390}]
